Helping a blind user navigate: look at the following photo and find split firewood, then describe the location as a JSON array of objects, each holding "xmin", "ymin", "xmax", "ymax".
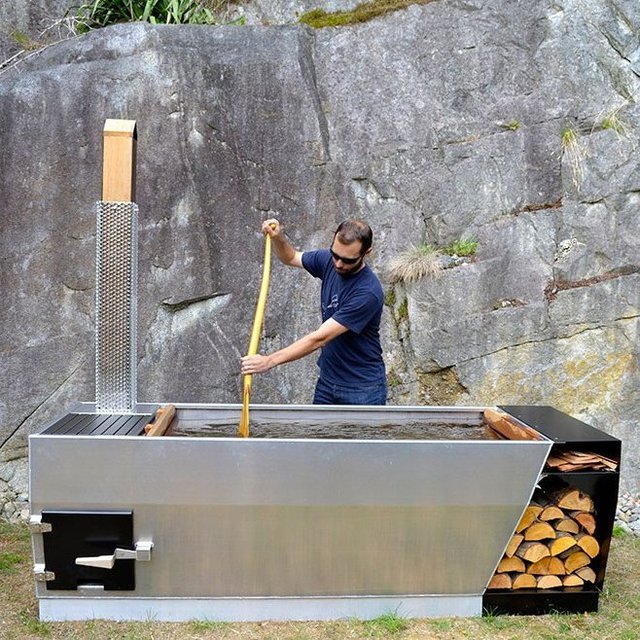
[
  {"xmin": 576, "ymin": 533, "xmax": 600, "ymax": 558},
  {"xmin": 524, "ymin": 521, "xmax": 557, "ymax": 541},
  {"xmin": 555, "ymin": 516, "xmax": 580, "ymax": 534},
  {"xmin": 505, "ymin": 534, "xmax": 524, "ymax": 558},
  {"xmin": 563, "ymin": 574, "xmax": 585, "ymax": 587},
  {"xmin": 487, "ymin": 573, "xmax": 512, "ymax": 590},
  {"xmin": 563, "ymin": 550, "xmax": 591, "ymax": 573},
  {"xmin": 545, "ymin": 450, "xmax": 618, "ymax": 472},
  {"xmin": 144, "ymin": 404, "xmax": 176, "ymax": 437},
  {"xmin": 537, "ymin": 575, "xmax": 563, "ymax": 589},
  {"xmin": 516, "ymin": 505, "xmax": 544, "ymax": 533},
  {"xmin": 575, "ymin": 566, "xmax": 597, "ymax": 583},
  {"xmin": 540, "ymin": 505, "xmax": 565, "ymax": 521},
  {"xmin": 516, "ymin": 541, "xmax": 551, "ymax": 563},
  {"xmin": 483, "ymin": 408, "xmax": 544, "ymax": 441},
  {"xmin": 527, "ymin": 556, "xmax": 566, "ymax": 576},
  {"xmin": 548, "ymin": 532, "xmax": 577, "ymax": 556},
  {"xmin": 512, "ymin": 573, "xmax": 537, "ymax": 590},
  {"xmin": 497, "ymin": 556, "xmax": 526, "ymax": 573},
  {"xmin": 570, "ymin": 511, "xmax": 597, "ymax": 535},
  {"xmin": 551, "ymin": 488, "xmax": 594, "ymax": 513}
]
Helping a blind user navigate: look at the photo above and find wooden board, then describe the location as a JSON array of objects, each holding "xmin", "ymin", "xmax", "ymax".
[{"xmin": 103, "ymin": 119, "xmax": 137, "ymax": 201}]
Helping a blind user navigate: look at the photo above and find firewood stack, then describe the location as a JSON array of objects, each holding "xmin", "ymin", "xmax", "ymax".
[{"xmin": 488, "ymin": 486, "xmax": 599, "ymax": 591}]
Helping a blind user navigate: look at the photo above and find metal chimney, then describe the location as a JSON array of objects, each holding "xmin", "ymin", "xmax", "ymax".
[{"xmin": 95, "ymin": 119, "xmax": 138, "ymax": 413}]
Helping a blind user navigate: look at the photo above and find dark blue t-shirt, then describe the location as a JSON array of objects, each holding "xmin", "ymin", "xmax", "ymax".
[{"xmin": 302, "ymin": 249, "xmax": 385, "ymax": 386}]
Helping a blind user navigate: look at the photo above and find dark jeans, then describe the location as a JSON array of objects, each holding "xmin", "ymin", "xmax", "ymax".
[{"xmin": 313, "ymin": 377, "xmax": 387, "ymax": 405}]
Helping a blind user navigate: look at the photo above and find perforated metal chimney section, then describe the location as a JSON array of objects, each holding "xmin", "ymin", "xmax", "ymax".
[{"xmin": 95, "ymin": 200, "xmax": 138, "ymax": 413}]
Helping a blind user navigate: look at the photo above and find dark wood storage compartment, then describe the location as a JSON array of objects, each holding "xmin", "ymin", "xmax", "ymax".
[{"xmin": 483, "ymin": 405, "xmax": 621, "ymax": 615}]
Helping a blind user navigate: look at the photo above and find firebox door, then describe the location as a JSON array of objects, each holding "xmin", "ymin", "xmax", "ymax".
[{"xmin": 40, "ymin": 510, "xmax": 138, "ymax": 591}]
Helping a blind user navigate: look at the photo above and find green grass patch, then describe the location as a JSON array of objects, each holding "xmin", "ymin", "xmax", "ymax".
[
  {"xmin": 502, "ymin": 120, "xmax": 521, "ymax": 131},
  {"xmin": 384, "ymin": 287, "xmax": 397, "ymax": 307},
  {"xmin": 70, "ymin": 0, "xmax": 229, "ymax": 31},
  {"xmin": 0, "ymin": 551, "xmax": 24, "ymax": 574},
  {"xmin": 19, "ymin": 610, "xmax": 52, "ymax": 637},
  {"xmin": 10, "ymin": 30, "xmax": 42, "ymax": 50},
  {"xmin": 300, "ymin": 0, "xmax": 436, "ymax": 28},
  {"xmin": 442, "ymin": 237, "xmax": 478, "ymax": 257},
  {"xmin": 427, "ymin": 618, "xmax": 454, "ymax": 631},
  {"xmin": 363, "ymin": 612, "xmax": 409, "ymax": 635},
  {"xmin": 189, "ymin": 619, "xmax": 231, "ymax": 632},
  {"xmin": 397, "ymin": 297, "xmax": 408, "ymax": 321}
]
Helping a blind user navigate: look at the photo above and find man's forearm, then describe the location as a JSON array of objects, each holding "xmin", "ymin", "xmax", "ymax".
[
  {"xmin": 272, "ymin": 235, "xmax": 299, "ymax": 266},
  {"xmin": 240, "ymin": 319, "xmax": 348, "ymax": 375},
  {"xmin": 268, "ymin": 331, "xmax": 329, "ymax": 367}
]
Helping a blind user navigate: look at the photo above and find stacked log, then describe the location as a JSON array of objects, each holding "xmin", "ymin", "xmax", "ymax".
[{"xmin": 488, "ymin": 486, "xmax": 599, "ymax": 591}]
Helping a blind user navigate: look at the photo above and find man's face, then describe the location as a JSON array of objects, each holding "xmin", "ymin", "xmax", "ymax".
[{"xmin": 329, "ymin": 237, "xmax": 366, "ymax": 275}]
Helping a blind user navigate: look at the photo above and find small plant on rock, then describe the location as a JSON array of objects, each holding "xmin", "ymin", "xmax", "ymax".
[
  {"xmin": 502, "ymin": 120, "xmax": 520, "ymax": 131},
  {"xmin": 561, "ymin": 125, "xmax": 587, "ymax": 189},
  {"xmin": 70, "ymin": 0, "xmax": 227, "ymax": 30},
  {"xmin": 443, "ymin": 237, "xmax": 478, "ymax": 257},
  {"xmin": 387, "ymin": 243, "xmax": 442, "ymax": 283},
  {"xmin": 599, "ymin": 106, "xmax": 628, "ymax": 138},
  {"xmin": 299, "ymin": 0, "xmax": 436, "ymax": 28}
]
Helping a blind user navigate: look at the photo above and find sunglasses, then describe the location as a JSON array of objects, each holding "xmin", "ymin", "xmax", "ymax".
[{"xmin": 329, "ymin": 247, "xmax": 364, "ymax": 265}]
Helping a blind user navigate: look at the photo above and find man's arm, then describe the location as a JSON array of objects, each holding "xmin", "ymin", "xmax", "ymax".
[
  {"xmin": 263, "ymin": 218, "xmax": 303, "ymax": 268},
  {"xmin": 240, "ymin": 318, "xmax": 348, "ymax": 374}
]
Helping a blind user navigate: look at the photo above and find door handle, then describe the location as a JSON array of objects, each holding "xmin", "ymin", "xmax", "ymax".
[{"xmin": 75, "ymin": 540, "xmax": 153, "ymax": 569}]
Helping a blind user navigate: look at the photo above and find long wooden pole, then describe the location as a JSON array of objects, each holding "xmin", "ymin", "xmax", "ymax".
[{"xmin": 238, "ymin": 232, "xmax": 273, "ymax": 438}]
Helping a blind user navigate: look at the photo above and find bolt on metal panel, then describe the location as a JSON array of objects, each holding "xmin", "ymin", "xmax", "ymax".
[{"xmin": 95, "ymin": 201, "xmax": 138, "ymax": 413}]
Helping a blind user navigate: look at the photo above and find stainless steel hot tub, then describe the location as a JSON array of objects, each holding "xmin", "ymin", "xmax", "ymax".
[{"xmin": 29, "ymin": 402, "xmax": 552, "ymax": 621}]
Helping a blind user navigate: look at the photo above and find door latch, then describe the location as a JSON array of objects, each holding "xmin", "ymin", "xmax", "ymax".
[{"xmin": 75, "ymin": 540, "xmax": 153, "ymax": 570}]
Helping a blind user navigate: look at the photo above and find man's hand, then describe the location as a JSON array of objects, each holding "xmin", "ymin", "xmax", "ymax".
[
  {"xmin": 262, "ymin": 218, "xmax": 281, "ymax": 238},
  {"xmin": 241, "ymin": 353, "xmax": 275, "ymax": 375},
  {"xmin": 262, "ymin": 218, "xmax": 303, "ymax": 268}
]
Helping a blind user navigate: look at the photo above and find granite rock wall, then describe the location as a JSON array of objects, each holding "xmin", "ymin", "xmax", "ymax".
[{"xmin": 1, "ymin": 0, "xmax": 638, "ymax": 519}]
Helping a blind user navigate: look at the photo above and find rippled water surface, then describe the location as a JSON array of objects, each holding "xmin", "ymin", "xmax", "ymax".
[{"xmin": 171, "ymin": 420, "xmax": 499, "ymax": 440}]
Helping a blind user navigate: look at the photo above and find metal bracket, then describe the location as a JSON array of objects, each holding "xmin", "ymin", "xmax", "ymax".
[
  {"xmin": 29, "ymin": 515, "xmax": 52, "ymax": 534},
  {"xmin": 75, "ymin": 540, "xmax": 153, "ymax": 570},
  {"xmin": 33, "ymin": 563, "xmax": 55, "ymax": 582}
]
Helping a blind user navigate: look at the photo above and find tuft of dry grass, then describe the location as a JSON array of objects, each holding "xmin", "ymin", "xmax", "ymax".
[
  {"xmin": 387, "ymin": 244, "xmax": 443, "ymax": 284},
  {"xmin": 1, "ymin": 518, "xmax": 639, "ymax": 639},
  {"xmin": 561, "ymin": 126, "xmax": 587, "ymax": 190}
]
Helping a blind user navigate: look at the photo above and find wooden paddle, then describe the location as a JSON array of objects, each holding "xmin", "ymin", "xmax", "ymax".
[{"xmin": 238, "ymin": 226, "xmax": 274, "ymax": 438}]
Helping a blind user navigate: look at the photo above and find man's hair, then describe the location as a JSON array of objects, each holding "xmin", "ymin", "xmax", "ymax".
[{"xmin": 334, "ymin": 219, "xmax": 373, "ymax": 254}]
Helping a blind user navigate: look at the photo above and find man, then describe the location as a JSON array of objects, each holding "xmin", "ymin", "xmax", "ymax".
[{"xmin": 240, "ymin": 218, "xmax": 387, "ymax": 405}]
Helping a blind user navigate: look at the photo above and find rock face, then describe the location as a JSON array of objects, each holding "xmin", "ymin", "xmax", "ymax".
[{"xmin": 1, "ymin": 0, "xmax": 639, "ymax": 518}]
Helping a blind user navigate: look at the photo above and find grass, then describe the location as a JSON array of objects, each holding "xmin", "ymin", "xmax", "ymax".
[
  {"xmin": 362, "ymin": 612, "xmax": 409, "ymax": 635},
  {"xmin": 594, "ymin": 105, "xmax": 628, "ymax": 140},
  {"xmin": 10, "ymin": 31, "xmax": 42, "ymax": 51},
  {"xmin": 561, "ymin": 125, "xmax": 587, "ymax": 190},
  {"xmin": 387, "ymin": 244, "xmax": 442, "ymax": 284},
  {"xmin": 299, "ymin": 0, "xmax": 436, "ymax": 28},
  {"xmin": 442, "ymin": 238, "xmax": 478, "ymax": 257},
  {"xmin": 1, "ymin": 519, "xmax": 639, "ymax": 639},
  {"xmin": 501, "ymin": 120, "xmax": 521, "ymax": 131},
  {"xmin": 69, "ymin": 0, "xmax": 234, "ymax": 31}
]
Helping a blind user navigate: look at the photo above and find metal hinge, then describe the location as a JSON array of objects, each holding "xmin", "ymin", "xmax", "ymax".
[
  {"xmin": 29, "ymin": 515, "xmax": 52, "ymax": 534},
  {"xmin": 33, "ymin": 563, "xmax": 55, "ymax": 582}
]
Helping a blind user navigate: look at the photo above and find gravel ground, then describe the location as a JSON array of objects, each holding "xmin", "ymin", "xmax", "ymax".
[{"xmin": 616, "ymin": 491, "xmax": 640, "ymax": 535}]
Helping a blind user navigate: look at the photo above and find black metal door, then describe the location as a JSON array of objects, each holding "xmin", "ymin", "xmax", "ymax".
[{"xmin": 41, "ymin": 510, "xmax": 135, "ymax": 591}]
